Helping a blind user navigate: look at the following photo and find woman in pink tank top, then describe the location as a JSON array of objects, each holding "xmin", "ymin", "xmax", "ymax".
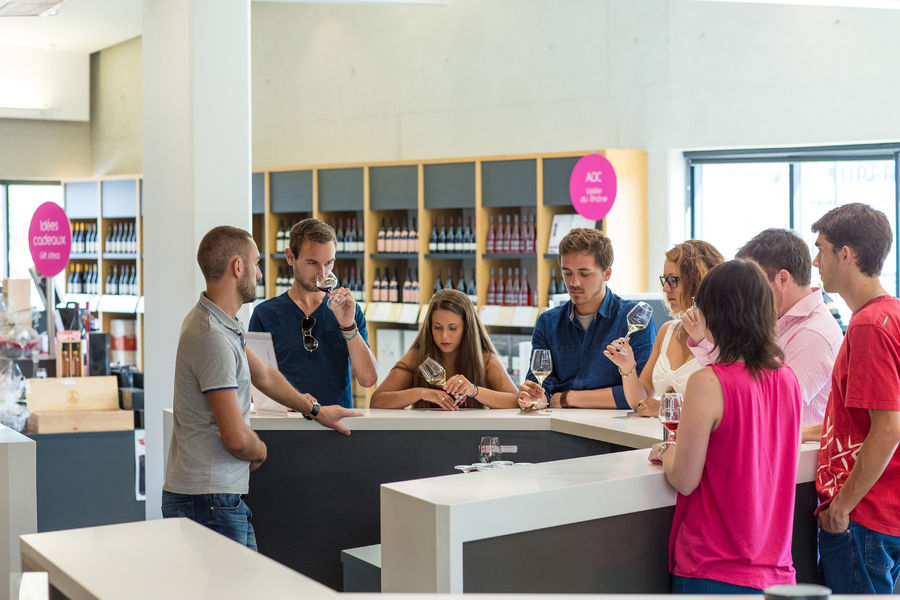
[{"xmin": 649, "ymin": 259, "xmax": 802, "ymax": 593}]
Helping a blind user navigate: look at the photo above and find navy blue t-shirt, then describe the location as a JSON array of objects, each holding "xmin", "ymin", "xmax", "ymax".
[{"xmin": 248, "ymin": 293, "xmax": 368, "ymax": 408}]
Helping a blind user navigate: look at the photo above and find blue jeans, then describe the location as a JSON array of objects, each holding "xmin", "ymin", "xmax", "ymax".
[
  {"xmin": 818, "ymin": 520, "xmax": 900, "ymax": 594},
  {"xmin": 161, "ymin": 491, "xmax": 258, "ymax": 551},
  {"xmin": 672, "ymin": 575, "xmax": 762, "ymax": 594}
]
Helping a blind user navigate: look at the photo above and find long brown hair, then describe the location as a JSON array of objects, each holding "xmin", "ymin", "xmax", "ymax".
[
  {"xmin": 695, "ymin": 259, "xmax": 784, "ymax": 379},
  {"xmin": 402, "ymin": 289, "xmax": 497, "ymax": 407}
]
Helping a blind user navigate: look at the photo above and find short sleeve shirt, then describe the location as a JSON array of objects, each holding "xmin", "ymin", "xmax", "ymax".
[
  {"xmin": 816, "ymin": 295, "xmax": 900, "ymax": 536},
  {"xmin": 164, "ymin": 293, "xmax": 252, "ymax": 495}
]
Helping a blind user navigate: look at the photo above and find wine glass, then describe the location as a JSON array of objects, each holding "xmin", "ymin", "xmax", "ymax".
[
  {"xmin": 658, "ymin": 391, "xmax": 683, "ymax": 441},
  {"xmin": 419, "ymin": 358, "xmax": 465, "ymax": 406},
  {"xmin": 479, "ymin": 436, "xmax": 501, "ymax": 463},
  {"xmin": 315, "ymin": 271, "xmax": 342, "ymax": 310},
  {"xmin": 625, "ymin": 302, "xmax": 653, "ymax": 338},
  {"xmin": 527, "ymin": 349, "xmax": 552, "ymax": 410}
]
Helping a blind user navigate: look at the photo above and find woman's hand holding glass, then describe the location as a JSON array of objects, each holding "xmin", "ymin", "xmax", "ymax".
[
  {"xmin": 418, "ymin": 388, "xmax": 459, "ymax": 410},
  {"xmin": 603, "ymin": 337, "xmax": 636, "ymax": 371},
  {"xmin": 444, "ymin": 374, "xmax": 476, "ymax": 400}
]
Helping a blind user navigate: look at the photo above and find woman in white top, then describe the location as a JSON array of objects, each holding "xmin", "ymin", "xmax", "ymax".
[{"xmin": 604, "ymin": 240, "xmax": 724, "ymax": 417}]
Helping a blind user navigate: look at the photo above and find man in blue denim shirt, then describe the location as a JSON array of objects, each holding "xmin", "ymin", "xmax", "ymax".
[{"xmin": 519, "ymin": 228, "xmax": 655, "ymax": 409}]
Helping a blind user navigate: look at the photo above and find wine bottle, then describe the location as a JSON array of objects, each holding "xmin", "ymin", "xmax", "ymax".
[
  {"xmin": 400, "ymin": 219, "xmax": 409, "ymax": 253},
  {"xmin": 511, "ymin": 215, "xmax": 521, "ymax": 253},
  {"xmin": 486, "ymin": 215, "xmax": 495, "ymax": 254},
  {"xmin": 519, "ymin": 268, "xmax": 530, "ymax": 307},
  {"xmin": 433, "ymin": 271, "xmax": 443, "ymax": 294},
  {"xmin": 438, "ymin": 217, "xmax": 447, "ymax": 253},
  {"xmin": 336, "ymin": 219, "xmax": 345, "ymax": 253},
  {"xmin": 402, "ymin": 268, "xmax": 411, "ymax": 303},
  {"xmin": 456, "ymin": 267, "xmax": 466, "ymax": 293},
  {"xmin": 373, "ymin": 267, "xmax": 383, "ymax": 302},
  {"xmin": 487, "ymin": 268, "xmax": 496, "ymax": 305},
  {"xmin": 429, "ymin": 218, "xmax": 438, "ymax": 254},
  {"xmin": 389, "ymin": 268, "xmax": 399, "ymax": 303},
  {"xmin": 377, "ymin": 218, "xmax": 386, "ymax": 253},
  {"xmin": 467, "ymin": 268, "xmax": 478, "ymax": 306},
  {"xmin": 466, "ymin": 216, "xmax": 476, "ymax": 253},
  {"xmin": 496, "ymin": 268, "xmax": 505, "ymax": 306},
  {"xmin": 454, "ymin": 217, "xmax": 464, "ymax": 252},
  {"xmin": 386, "ymin": 218, "xmax": 395, "ymax": 253},
  {"xmin": 409, "ymin": 217, "xmax": 418, "ymax": 254},
  {"xmin": 510, "ymin": 268, "xmax": 520, "ymax": 306},
  {"xmin": 412, "ymin": 268, "xmax": 420, "ymax": 304},
  {"xmin": 549, "ymin": 268, "xmax": 558, "ymax": 296},
  {"xmin": 445, "ymin": 267, "xmax": 453, "ymax": 292}
]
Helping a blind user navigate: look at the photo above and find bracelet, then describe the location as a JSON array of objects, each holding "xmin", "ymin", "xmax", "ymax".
[
  {"xmin": 342, "ymin": 330, "xmax": 359, "ymax": 341},
  {"xmin": 657, "ymin": 441, "xmax": 677, "ymax": 459},
  {"xmin": 618, "ymin": 363, "xmax": 637, "ymax": 378},
  {"xmin": 560, "ymin": 390, "xmax": 570, "ymax": 408},
  {"xmin": 471, "ymin": 385, "xmax": 479, "ymax": 398},
  {"xmin": 338, "ymin": 323, "xmax": 357, "ymax": 332}
]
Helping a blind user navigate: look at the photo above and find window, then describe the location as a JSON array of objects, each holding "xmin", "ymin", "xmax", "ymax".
[
  {"xmin": 687, "ymin": 145, "xmax": 900, "ymax": 324},
  {"xmin": 6, "ymin": 183, "xmax": 65, "ymax": 307}
]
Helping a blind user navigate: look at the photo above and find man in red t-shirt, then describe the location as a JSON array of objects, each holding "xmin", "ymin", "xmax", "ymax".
[{"xmin": 812, "ymin": 203, "xmax": 900, "ymax": 594}]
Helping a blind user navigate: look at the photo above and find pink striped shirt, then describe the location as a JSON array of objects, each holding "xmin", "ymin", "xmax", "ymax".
[{"xmin": 688, "ymin": 289, "xmax": 843, "ymax": 426}]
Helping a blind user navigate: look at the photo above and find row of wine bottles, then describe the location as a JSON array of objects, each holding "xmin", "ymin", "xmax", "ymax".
[
  {"xmin": 72, "ymin": 221, "xmax": 137, "ymax": 255},
  {"xmin": 104, "ymin": 222, "xmax": 138, "ymax": 254},
  {"xmin": 486, "ymin": 267, "xmax": 536, "ymax": 307},
  {"xmin": 377, "ymin": 218, "xmax": 419, "ymax": 254},
  {"xmin": 275, "ymin": 219, "xmax": 369, "ymax": 254},
  {"xmin": 67, "ymin": 263, "xmax": 138, "ymax": 296},
  {"xmin": 71, "ymin": 222, "xmax": 99, "ymax": 254},
  {"xmin": 485, "ymin": 214, "xmax": 537, "ymax": 254},
  {"xmin": 430, "ymin": 267, "xmax": 478, "ymax": 304},
  {"xmin": 428, "ymin": 216, "xmax": 477, "ymax": 254}
]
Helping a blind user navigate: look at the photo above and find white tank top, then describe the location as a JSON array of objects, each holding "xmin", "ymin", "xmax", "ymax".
[{"xmin": 651, "ymin": 320, "xmax": 702, "ymax": 397}]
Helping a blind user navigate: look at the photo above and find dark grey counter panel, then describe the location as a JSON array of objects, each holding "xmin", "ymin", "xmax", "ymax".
[{"xmin": 245, "ymin": 428, "xmax": 626, "ymax": 591}]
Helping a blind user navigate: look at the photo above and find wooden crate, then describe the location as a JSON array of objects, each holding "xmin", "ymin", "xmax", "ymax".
[
  {"xmin": 25, "ymin": 376, "xmax": 132, "ymax": 433},
  {"xmin": 26, "ymin": 376, "xmax": 119, "ymax": 412},
  {"xmin": 27, "ymin": 410, "xmax": 133, "ymax": 434}
]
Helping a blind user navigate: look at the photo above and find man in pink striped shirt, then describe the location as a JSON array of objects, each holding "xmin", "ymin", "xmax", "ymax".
[{"xmin": 684, "ymin": 229, "xmax": 843, "ymax": 438}]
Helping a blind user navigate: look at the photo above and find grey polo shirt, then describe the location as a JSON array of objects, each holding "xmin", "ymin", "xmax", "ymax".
[{"xmin": 164, "ymin": 293, "xmax": 252, "ymax": 495}]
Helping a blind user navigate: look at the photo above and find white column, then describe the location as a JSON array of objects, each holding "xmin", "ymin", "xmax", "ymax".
[
  {"xmin": 0, "ymin": 425, "xmax": 36, "ymax": 600},
  {"xmin": 142, "ymin": 0, "xmax": 252, "ymax": 519}
]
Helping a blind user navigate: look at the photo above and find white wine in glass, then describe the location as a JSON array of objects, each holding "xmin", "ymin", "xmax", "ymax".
[
  {"xmin": 625, "ymin": 302, "xmax": 653, "ymax": 338},
  {"xmin": 530, "ymin": 349, "xmax": 552, "ymax": 385},
  {"xmin": 419, "ymin": 357, "xmax": 465, "ymax": 406}
]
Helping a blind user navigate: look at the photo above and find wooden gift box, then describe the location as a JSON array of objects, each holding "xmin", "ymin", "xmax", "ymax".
[{"xmin": 25, "ymin": 375, "xmax": 133, "ymax": 434}]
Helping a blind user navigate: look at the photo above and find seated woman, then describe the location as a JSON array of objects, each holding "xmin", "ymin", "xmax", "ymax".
[
  {"xmin": 369, "ymin": 289, "xmax": 518, "ymax": 409},
  {"xmin": 604, "ymin": 240, "xmax": 724, "ymax": 417},
  {"xmin": 651, "ymin": 259, "xmax": 801, "ymax": 593}
]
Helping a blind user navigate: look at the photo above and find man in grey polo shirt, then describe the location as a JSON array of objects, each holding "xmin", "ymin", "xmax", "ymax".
[{"xmin": 163, "ymin": 225, "xmax": 361, "ymax": 550}]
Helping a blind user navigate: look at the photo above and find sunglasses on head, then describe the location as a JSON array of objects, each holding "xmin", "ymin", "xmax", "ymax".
[{"xmin": 302, "ymin": 316, "xmax": 318, "ymax": 352}]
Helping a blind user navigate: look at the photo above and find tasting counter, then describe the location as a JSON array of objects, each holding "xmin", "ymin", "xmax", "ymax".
[{"xmin": 163, "ymin": 408, "xmax": 657, "ymax": 590}]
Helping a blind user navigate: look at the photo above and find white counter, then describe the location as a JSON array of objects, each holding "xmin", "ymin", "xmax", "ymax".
[
  {"xmin": 0, "ymin": 424, "xmax": 36, "ymax": 600},
  {"xmin": 20, "ymin": 518, "xmax": 333, "ymax": 600}
]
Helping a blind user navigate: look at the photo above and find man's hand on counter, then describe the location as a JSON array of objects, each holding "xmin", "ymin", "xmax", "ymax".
[{"xmin": 316, "ymin": 405, "xmax": 363, "ymax": 436}]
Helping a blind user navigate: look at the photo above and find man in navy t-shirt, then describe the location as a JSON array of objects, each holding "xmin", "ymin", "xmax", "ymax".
[{"xmin": 250, "ymin": 219, "xmax": 377, "ymax": 408}]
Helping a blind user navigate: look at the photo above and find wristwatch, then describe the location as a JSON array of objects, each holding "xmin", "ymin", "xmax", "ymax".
[
  {"xmin": 657, "ymin": 441, "xmax": 676, "ymax": 459},
  {"xmin": 304, "ymin": 400, "xmax": 321, "ymax": 421}
]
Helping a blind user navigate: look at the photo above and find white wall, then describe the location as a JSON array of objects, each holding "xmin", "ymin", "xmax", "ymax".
[
  {"xmin": 249, "ymin": 0, "xmax": 900, "ymax": 284},
  {"xmin": 0, "ymin": 45, "xmax": 89, "ymax": 121}
]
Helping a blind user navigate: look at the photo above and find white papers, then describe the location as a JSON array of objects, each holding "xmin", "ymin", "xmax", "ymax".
[
  {"xmin": 547, "ymin": 213, "xmax": 597, "ymax": 255},
  {"xmin": 246, "ymin": 331, "xmax": 288, "ymax": 415}
]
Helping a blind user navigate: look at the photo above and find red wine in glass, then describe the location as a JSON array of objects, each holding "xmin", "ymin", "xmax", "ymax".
[{"xmin": 661, "ymin": 420, "xmax": 679, "ymax": 433}]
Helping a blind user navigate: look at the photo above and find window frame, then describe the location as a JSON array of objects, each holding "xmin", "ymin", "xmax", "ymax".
[{"xmin": 686, "ymin": 143, "xmax": 900, "ymax": 297}]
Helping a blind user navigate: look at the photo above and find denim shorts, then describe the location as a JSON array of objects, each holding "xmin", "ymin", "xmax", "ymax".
[
  {"xmin": 818, "ymin": 520, "xmax": 900, "ymax": 594},
  {"xmin": 672, "ymin": 575, "xmax": 762, "ymax": 594},
  {"xmin": 161, "ymin": 490, "xmax": 258, "ymax": 551}
]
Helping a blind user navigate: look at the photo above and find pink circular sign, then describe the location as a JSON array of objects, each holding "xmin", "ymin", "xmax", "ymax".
[
  {"xmin": 29, "ymin": 202, "xmax": 71, "ymax": 277},
  {"xmin": 569, "ymin": 153, "xmax": 618, "ymax": 220}
]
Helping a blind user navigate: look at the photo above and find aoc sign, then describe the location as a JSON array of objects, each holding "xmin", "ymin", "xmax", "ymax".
[
  {"xmin": 29, "ymin": 202, "xmax": 71, "ymax": 277},
  {"xmin": 569, "ymin": 153, "xmax": 617, "ymax": 221}
]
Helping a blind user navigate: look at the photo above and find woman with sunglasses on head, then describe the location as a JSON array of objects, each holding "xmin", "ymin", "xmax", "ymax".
[
  {"xmin": 370, "ymin": 289, "xmax": 518, "ymax": 410},
  {"xmin": 603, "ymin": 240, "xmax": 724, "ymax": 417},
  {"xmin": 650, "ymin": 259, "xmax": 801, "ymax": 593}
]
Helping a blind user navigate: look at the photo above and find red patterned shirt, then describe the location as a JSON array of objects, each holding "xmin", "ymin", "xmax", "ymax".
[{"xmin": 815, "ymin": 295, "xmax": 900, "ymax": 536}]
